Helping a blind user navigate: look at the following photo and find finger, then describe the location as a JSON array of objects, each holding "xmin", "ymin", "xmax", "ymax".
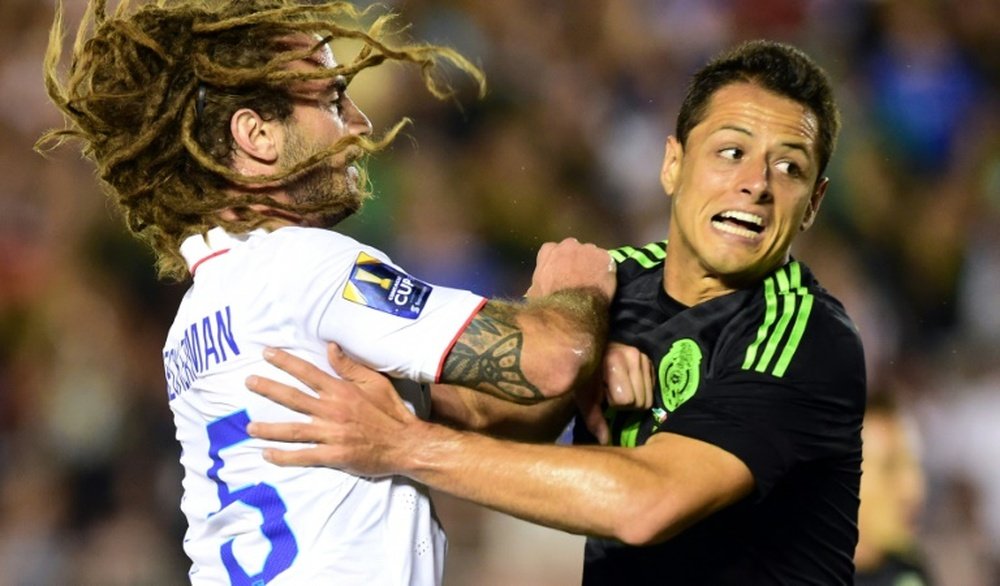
[
  {"xmin": 326, "ymin": 343, "xmax": 383, "ymax": 387},
  {"xmin": 262, "ymin": 347, "xmax": 330, "ymax": 394},
  {"xmin": 326, "ymin": 343, "xmax": 407, "ymax": 413},
  {"xmin": 604, "ymin": 357, "xmax": 636, "ymax": 408},
  {"xmin": 582, "ymin": 399, "xmax": 610, "ymax": 446},
  {"xmin": 246, "ymin": 374, "xmax": 320, "ymax": 416},
  {"xmin": 627, "ymin": 351, "xmax": 651, "ymax": 410},
  {"xmin": 261, "ymin": 446, "xmax": 341, "ymax": 468},
  {"xmin": 640, "ymin": 352, "xmax": 654, "ymax": 409},
  {"xmin": 246, "ymin": 421, "xmax": 322, "ymax": 444},
  {"xmin": 534, "ymin": 241, "xmax": 556, "ymax": 267},
  {"xmin": 608, "ymin": 379, "xmax": 635, "ymax": 408}
]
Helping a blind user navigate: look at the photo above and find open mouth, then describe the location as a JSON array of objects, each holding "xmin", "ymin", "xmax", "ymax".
[{"xmin": 711, "ymin": 210, "xmax": 764, "ymax": 238}]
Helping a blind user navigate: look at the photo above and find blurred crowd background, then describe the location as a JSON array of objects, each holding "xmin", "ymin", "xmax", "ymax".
[{"xmin": 1, "ymin": 0, "xmax": 997, "ymax": 584}]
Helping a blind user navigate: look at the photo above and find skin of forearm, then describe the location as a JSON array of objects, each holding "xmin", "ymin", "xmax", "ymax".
[
  {"xmin": 430, "ymin": 384, "xmax": 576, "ymax": 442},
  {"xmin": 441, "ymin": 287, "xmax": 609, "ymax": 403},
  {"xmin": 393, "ymin": 420, "xmax": 678, "ymax": 544}
]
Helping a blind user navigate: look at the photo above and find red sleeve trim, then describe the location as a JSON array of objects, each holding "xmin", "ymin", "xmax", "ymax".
[
  {"xmin": 189, "ymin": 249, "xmax": 231, "ymax": 276},
  {"xmin": 435, "ymin": 297, "xmax": 488, "ymax": 383}
]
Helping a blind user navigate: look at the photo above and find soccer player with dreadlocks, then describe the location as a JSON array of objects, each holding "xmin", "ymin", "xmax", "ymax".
[{"xmin": 38, "ymin": 2, "xmax": 615, "ymax": 583}]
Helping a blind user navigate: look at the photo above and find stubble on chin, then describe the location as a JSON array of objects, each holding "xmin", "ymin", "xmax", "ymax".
[{"xmin": 285, "ymin": 162, "xmax": 364, "ymax": 227}]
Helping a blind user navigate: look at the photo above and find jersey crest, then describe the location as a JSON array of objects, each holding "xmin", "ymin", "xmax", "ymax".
[
  {"xmin": 343, "ymin": 252, "xmax": 432, "ymax": 319},
  {"xmin": 658, "ymin": 338, "xmax": 702, "ymax": 411}
]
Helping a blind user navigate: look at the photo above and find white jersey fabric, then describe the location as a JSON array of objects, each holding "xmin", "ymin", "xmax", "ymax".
[{"xmin": 162, "ymin": 226, "xmax": 485, "ymax": 585}]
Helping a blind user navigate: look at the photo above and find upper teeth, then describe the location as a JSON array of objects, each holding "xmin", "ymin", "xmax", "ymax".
[{"xmin": 719, "ymin": 210, "xmax": 763, "ymax": 226}]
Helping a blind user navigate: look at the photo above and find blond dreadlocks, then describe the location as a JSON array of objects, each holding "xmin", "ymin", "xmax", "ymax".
[{"xmin": 37, "ymin": 0, "xmax": 485, "ymax": 280}]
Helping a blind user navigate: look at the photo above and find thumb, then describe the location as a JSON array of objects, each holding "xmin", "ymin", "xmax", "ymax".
[
  {"xmin": 582, "ymin": 401, "xmax": 611, "ymax": 446},
  {"xmin": 326, "ymin": 343, "xmax": 379, "ymax": 385},
  {"xmin": 326, "ymin": 343, "xmax": 411, "ymax": 418},
  {"xmin": 575, "ymin": 379, "xmax": 611, "ymax": 446}
]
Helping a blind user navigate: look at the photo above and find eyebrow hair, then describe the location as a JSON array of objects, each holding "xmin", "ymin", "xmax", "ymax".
[
  {"xmin": 311, "ymin": 75, "xmax": 348, "ymax": 99},
  {"xmin": 713, "ymin": 125, "xmax": 814, "ymax": 160}
]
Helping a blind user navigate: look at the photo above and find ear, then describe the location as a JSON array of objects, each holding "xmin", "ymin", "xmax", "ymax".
[
  {"xmin": 230, "ymin": 108, "xmax": 282, "ymax": 165},
  {"xmin": 800, "ymin": 176, "xmax": 829, "ymax": 231},
  {"xmin": 660, "ymin": 136, "xmax": 683, "ymax": 196}
]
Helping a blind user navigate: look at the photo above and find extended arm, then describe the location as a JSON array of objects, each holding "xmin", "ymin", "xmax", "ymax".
[
  {"xmin": 438, "ymin": 238, "xmax": 614, "ymax": 404},
  {"xmin": 246, "ymin": 346, "xmax": 754, "ymax": 544},
  {"xmin": 433, "ymin": 341, "xmax": 655, "ymax": 445},
  {"xmin": 429, "ymin": 382, "xmax": 576, "ymax": 442}
]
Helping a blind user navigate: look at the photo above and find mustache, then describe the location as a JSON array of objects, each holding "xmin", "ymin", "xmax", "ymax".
[{"xmin": 342, "ymin": 145, "xmax": 366, "ymax": 166}]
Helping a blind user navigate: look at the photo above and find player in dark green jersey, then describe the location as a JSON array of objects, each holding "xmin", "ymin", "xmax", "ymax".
[
  {"xmin": 243, "ymin": 40, "xmax": 866, "ymax": 584},
  {"xmin": 575, "ymin": 241, "xmax": 864, "ymax": 583}
]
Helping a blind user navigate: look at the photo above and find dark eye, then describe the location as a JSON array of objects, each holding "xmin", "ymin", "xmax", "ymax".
[
  {"xmin": 719, "ymin": 147, "xmax": 743, "ymax": 160},
  {"xmin": 776, "ymin": 160, "xmax": 801, "ymax": 177}
]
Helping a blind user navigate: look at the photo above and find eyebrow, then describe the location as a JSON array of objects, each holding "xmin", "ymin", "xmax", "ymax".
[
  {"xmin": 714, "ymin": 125, "xmax": 813, "ymax": 159},
  {"xmin": 315, "ymin": 75, "xmax": 348, "ymax": 98}
]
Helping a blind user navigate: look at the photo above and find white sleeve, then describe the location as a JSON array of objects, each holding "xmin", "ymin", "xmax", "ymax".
[{"xmin": 279, "ymin": 230, "xmax": 486, "ymax": 383}]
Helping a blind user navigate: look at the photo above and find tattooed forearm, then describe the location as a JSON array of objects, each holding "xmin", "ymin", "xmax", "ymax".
[
  {"xmin": 441, "ymin": 302, "xmax": 544, "ymax": 403},
  {"xmin": 442, "ymin": 289, "xmax": 610, "ymax": 404}
]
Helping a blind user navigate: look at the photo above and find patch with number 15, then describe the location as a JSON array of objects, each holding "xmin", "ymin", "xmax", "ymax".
[{"xmin": 342, "ymin": 252, "xmax": 432, "ymax": 319}]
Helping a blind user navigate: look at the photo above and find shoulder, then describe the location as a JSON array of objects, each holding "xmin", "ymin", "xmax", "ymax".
[
  {"xmin": 259, "ymin": 226, "xmax": 392, "ymax": 270},
  {"xmin": 610, "ymin": 241, "xmax": 668, "ymax": 274},
  {"xmin": 721, "ymin": 261, "xmax": 865, "ymax": 396},
  {"xmin": 262, "ymin": 226, "xmax": 369, "ymax": 253},
  {"xmin": 609, "ymin": 241, "xmax": 668, "ymax": 292}
]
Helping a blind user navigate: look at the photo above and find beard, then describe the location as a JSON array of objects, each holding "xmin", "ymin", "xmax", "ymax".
[{"xmin": 281, "ymin": 133, "xmax": 369, "ymax": 228}]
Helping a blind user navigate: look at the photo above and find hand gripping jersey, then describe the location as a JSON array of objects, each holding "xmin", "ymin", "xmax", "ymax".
[
  {"xmin": 162, "ymin": 227, "xmax": 485, "ymax": 585},
  {"xmin": 577, "ymin": 242, "xmax": 866, "ymax": 585}
]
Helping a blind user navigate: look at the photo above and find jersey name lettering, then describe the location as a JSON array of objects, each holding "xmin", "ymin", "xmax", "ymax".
[{"xmin": 164, "ymin": 305, "xmax": 241, "ymax": 400}]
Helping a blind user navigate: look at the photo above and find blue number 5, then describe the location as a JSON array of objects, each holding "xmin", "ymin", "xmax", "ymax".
[{"xmin": 207, "ymin": 410, "xmax": 298, "ymax": 585}]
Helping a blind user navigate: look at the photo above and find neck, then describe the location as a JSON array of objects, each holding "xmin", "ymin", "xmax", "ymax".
[
  {"xmin": 219, "ymin": 187, "xmax": 309, "ymax": 228},
  {"xmin": 663, "ymin": 259, "xmax": 738, "ymax": 306}
]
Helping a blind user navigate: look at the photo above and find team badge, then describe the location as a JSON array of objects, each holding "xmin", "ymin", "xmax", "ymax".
[
  {"xmin": 658, "ymin": 338, "xmax": 702, "ymax": 412},
  {"xmin": 343, "ymin": 252, "xmax": 432, "ymax": 319}
]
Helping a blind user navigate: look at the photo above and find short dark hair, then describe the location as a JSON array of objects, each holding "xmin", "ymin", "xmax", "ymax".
[{"xmin": 676, "ymin": 40, "xmax": 841, "ymax": 178}]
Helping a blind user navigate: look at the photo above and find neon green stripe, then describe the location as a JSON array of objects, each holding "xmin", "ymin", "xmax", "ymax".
[
  {"xmin": 775, "ymin": 266, "xmax": 790, "ymax": 293},
  {"xmin": 620, "ymin": 415, "xmax": 641, "ymax": 448},
  {"xmin": 643, "ymin": 241, "xmax": 667, "ymax": 260},
  {"xmin": 754, "ymin": 269, "xmax": 797, "ymax": 373},
  {"xmin": 627, "ymin": 248, "xmax": 658, "ymax": 269},
  {"xmin": 788, "ymin": 261, "xmax": 801, "ymax": 291},
  {"xmin": 609, "ymin": 242, "xmax": 667, "ymax": 269},
  {"xmin": 743, "ymin": 277, "xmax": 777, "ymax": 369},
  {"xmin": 773, "ymin": 293, "xmax": 813, "ymax": 377}
]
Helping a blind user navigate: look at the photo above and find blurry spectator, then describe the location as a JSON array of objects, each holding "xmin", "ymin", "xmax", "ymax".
[{"xmin": 855, "ymin": 392, "xmax": 936, "ymax": 585}]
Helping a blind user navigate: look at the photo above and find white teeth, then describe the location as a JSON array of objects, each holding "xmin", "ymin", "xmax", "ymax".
[
  {"xmin": 718, "ymin": 210, "xmax": 763, "ymax": 226},
  {"xmin": 712, "ymin": 219, "xmax": 760, "ymax": 239}
]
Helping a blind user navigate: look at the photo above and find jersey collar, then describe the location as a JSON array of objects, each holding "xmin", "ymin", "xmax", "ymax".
[{"xmin": 180, "ymin": 227, "xmax": 268, "ymax": 276}]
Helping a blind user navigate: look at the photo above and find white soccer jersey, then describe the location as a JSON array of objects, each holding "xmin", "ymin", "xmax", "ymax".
[{"xmin": 162, "ymin": 226, "xmax": 486, "ymax": 585}]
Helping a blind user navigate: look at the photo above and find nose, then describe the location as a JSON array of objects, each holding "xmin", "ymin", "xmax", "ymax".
[
  {"xmin": 739, "ymin": 157, "xmax": 770, "ymax": 201},
  {"xmin": 343, "ymin": 95, "xmax": 373, "ymax": 137}
]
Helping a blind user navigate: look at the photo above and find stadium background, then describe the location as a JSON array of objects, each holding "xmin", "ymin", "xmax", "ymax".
[{"xmin": 1, "ymin": 0, "xmax": 997, "ymax": 583}]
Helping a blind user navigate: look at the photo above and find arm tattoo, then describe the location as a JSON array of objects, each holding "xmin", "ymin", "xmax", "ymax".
[{"xmin": 441, "ymin": 302, "xmax": 543, "ymax": 403}]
